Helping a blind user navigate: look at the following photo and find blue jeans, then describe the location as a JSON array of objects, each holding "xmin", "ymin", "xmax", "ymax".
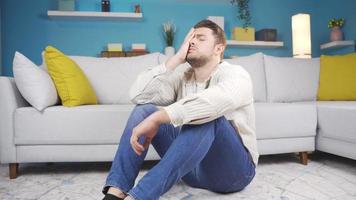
[{"xmin": 103, "ymin": 104, "xmax": 255, "ymax": 200}]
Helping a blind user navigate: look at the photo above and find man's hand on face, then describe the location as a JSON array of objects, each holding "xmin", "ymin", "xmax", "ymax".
[
  {"xmin": 130, "ymin": 109, "xmax": 170, "ymax": 156},
  {"xmin": 175, "ymin": 27, "xmax": 195, "ymax": 63},
  {"xmin": 165, "ymin": 28, "xmax": 195, "ymax": 70}
]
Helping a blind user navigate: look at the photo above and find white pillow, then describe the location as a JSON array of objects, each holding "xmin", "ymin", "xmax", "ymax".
[
  {"xmin": 224, "ymin": 52, "xmax": 267, "ymax": 102},
  {"xmin": 264, "ymin": 55, "xmax": 320, "ymax": 102},
  {"xmin": 13, "ymin": 52, "xmax": 59, "ymax": 111},
  {"xmin": 69, "ymin": 53, "xmax": 162, "ymax": 104}
]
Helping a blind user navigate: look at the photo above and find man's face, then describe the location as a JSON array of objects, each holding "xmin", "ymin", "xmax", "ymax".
[{"xmin": 186, "ymin": 27, "xmax": 219, "ymax": 67}]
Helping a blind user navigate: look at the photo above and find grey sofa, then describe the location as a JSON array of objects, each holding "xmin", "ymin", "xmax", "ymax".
[{"xmin": 1, "ymin": 52, "xmax": 355, "ymax": 179}]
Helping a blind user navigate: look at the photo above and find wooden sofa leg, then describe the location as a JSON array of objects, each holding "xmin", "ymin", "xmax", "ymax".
[
  {"xmin": 9, "ymin": 163, "xmax": 19, "ymax": 179},
  {"xmin": 299, "ymin": 152, "xmax": 308, "ymax": 165}
]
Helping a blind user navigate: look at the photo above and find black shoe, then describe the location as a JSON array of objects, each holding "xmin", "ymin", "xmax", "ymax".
[{"xmin": 102, "ymin": 193, "xmax": 125, "ymax": 200}]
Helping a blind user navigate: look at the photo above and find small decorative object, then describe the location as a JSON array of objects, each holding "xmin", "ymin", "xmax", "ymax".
[
  {"xmin": 230, "ymin": 0, "xmax": 251, "ymax": 29},
  {"xmin": 232, "ymin": 27, "xmax": 255, "ymax": 41},
  {"xmin": 134, "ymin": 4, "xmax": 141, "ymax": 13},
  {"xmin": 107, "ymin": 43, "xmax": 123, "ymax": 52},
  {"xmin": 165, "ymin": 46, "xmax": 175, "ymax": 58},
  {"xmin": 328, "ymin": 18, "xmax": 345, "ymax": 42},
  {"xmin": 132, "ymin": 43, "xmax": 146, "ymax": 52},
  {"xmin": 101, "ymin": 0, "xmax": 110, "ymax": 12},
  {"xmin": 162, "ymin": 21, "xmax": 176, "ymax": 57},
  {"xmin": 58, "ymin": 0, "xmax": 75, "ymax": 11},
  {"xmin": 255, "ymin": 29, "xmax": 277, "ymax": 41},
  {"xmin": 207, "ymin": 16, "xmax": 224, "ymax": 31}
]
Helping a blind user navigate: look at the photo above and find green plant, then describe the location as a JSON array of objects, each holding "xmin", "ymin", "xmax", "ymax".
[
  {"xmin": 162, "ymin": 21, "xmax": 176, "ymax": 47},
  {"xmin": 328, "ymin": 18, "xmax": 345, "ymax": 29},
  {"xmin": 231, "ymin": 0, "xmax": 251, "ymax": 29}
]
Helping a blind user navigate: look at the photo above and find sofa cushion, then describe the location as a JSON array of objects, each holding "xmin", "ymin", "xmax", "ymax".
[
  {"xmin": 264, "ymin": 55, "xmax": 320, "ymax": 102},
  {"xmin": 255, "ymin": 102, "xmax": 317, "ymax": 139},
  {"xmin": 69, "ymin": 53, "xmax": 162, "ymax": 104},
  {"xmin": 225, "ymin": 52, "xmax": 266, "ymax": 102},
  {"xmin": 316, "ymin": 101, "xmax": 356, "ymax": 144},
  {"xmin": 13, "ymin": 51, "xmax": 59, "ymax": 111},
  {"xmin": 45, "ymin": 46, "xmax": 98, "ymax": 107},
  {"xmin": 317, "ymin": 53, "xmax": 356, "ymax": 100},
  {"xmin": 14, "ymin": 105, "xmax": 135, "ymax": 145}
]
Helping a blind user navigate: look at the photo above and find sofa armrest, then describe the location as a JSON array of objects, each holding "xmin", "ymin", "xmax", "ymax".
[{"xmin": 0, "ymin": 76, "xmax": 29, "ymax": 163}]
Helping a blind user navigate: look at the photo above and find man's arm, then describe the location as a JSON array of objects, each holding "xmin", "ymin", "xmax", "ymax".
[
  {"xmin": 128, "ymin": 61, "xmax": 178, "ymax": 106},
  {"xmin": 129, "ymin": 28, "xmax": 196, "ymax": 106},
  {"xmin": 163, "ymin": 67, "xmax": 254, "ymax": 127},
  {"xmin": 130, "ymin": 107, "xmax": 171, "ymax": 155},
  {"xmin": 131, "ymin": 67, "xmax": 253, "ymax": 156},
  {"xmin": 130, "ymin": 28, "xmax": 197, "ymax": 155},
  {"xmin": 150, "ymin": 107, "xmax": 172, "ymax": 124}
]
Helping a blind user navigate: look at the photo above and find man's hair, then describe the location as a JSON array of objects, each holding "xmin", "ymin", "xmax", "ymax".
[{"xmin": 193, "ymin": 19, "xmax": 226, "ymax": 59}]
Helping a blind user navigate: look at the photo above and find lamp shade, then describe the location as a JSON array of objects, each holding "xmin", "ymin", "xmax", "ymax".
[{"xmin": 292, "ymin": 13, "xmax": 311, "ymax": 58}]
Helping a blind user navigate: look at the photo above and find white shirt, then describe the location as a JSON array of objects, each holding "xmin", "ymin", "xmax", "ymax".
[{"xmin": 129, "ymin": 61, "xmax": 259, "ymax": 166}]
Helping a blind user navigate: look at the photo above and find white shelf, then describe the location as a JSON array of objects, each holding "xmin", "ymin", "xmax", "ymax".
[
  {"xmin": 226, "ymin": 40, "xmax": 284, "ymax": 48},
  {"xmin": 47, "ymin": 10, "xmax": 143, "ymax": 20},
  {"xmin": 320, "ymin": 40, "xmax": 355, "ymax": 50}
]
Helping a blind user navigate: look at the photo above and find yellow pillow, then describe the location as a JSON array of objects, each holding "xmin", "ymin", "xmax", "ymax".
[
  {"xmin": 45, "ymin": 46, "xmax": 97, "ymax": 106},
  {"xmin": 317, "ymin": 53, "xmax": 356, "ymax": 100}
]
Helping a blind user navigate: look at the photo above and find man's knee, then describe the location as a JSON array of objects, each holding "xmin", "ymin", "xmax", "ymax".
[
  {"xmin": 215, "ymin": 116, "xmax": 229, "ymax": 124},
  {"xmin": 132, "ymin": 103, "xmax": 158, "ymax": 116},
  {"xmin": 180, "ymin": 116, "xmax": 229, "ymax": 131}
]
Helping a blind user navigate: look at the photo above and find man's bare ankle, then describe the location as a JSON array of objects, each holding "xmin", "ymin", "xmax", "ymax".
[{"xmin": 107, "ymin": 187, "xmax": 127, "ymax": 199}]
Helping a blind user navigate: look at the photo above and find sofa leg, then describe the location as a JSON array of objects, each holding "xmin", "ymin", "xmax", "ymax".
[
  {"xmin": 299, "ymin": 152, "xmax": 308, "ymax": 165},
  {"xmin": 9, "ymin": 163, "xmax": 19, "ymax": 179}
]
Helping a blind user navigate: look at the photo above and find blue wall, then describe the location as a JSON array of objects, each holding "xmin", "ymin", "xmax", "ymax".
[
  {"xmin": 1, "ymin": 0, "xmax": 356, "ymax": 76},
  {"xmin": 311, "ymin": 0, "xmax": 356, "ymax": 56}
]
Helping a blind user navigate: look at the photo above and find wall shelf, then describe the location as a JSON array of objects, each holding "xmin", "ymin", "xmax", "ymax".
[
  {"xmin": 226, "ymin": 40, "xmax": 284, "ymax": 48},
  {"xmin": 47, "ymin": 10, "xmax": 143, "ymax": 20},
  {"xmin": 320, "ymin": 40, "xmax": 355, "ymax": 50}
]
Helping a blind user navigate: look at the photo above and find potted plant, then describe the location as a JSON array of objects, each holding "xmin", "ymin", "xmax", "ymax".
[
  {"xmin": 230, "ymin": 0, "xmax": 255, "ymax": 41},
  {"xmin": 328, "ymin": 18, "xmax": 345, "ymax": 42},
  {"xmin": 162, "ymin": 21, "xmax": 176, "ymax": 57},
  {"xmin": 231, "ymin": 0, "xmax": 251, "ymax": 29}
]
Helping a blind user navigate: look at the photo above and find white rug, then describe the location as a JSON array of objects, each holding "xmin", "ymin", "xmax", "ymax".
[{"xmin": 1, "ymin": 152, "xmax": 356, "ymax": 200}]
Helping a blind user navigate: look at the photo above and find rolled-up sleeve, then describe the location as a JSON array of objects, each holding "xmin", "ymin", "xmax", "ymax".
[{"xmin": 163, "ymin": 68, "xmax": 253, "ymax": 127}]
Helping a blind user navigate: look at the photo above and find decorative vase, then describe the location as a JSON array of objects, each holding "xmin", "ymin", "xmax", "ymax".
[
  {"xmin": 330, "ymin": 26, "xmax": 343, "ymax": 42},
  {"xmin": 134, "ymin": 4, "xmax": 141, "ymax": 13},
  {"xmin": 165, "ymin": 46, "xmax": 175, "ymax": 57}
]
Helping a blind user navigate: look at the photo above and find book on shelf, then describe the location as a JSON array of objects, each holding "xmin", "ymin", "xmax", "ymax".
[
  {"xmin": 131, "ymin": 43, "xmax": 146, "ymax": 52},
  {"xmin": 107, "ymin": 43, "xmax": 123, "ymax": 52}
]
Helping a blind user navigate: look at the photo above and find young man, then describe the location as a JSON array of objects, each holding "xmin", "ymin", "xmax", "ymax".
[{"xmin": 102, "ymin": 19, "xmax": 258, "ymax": 200}]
